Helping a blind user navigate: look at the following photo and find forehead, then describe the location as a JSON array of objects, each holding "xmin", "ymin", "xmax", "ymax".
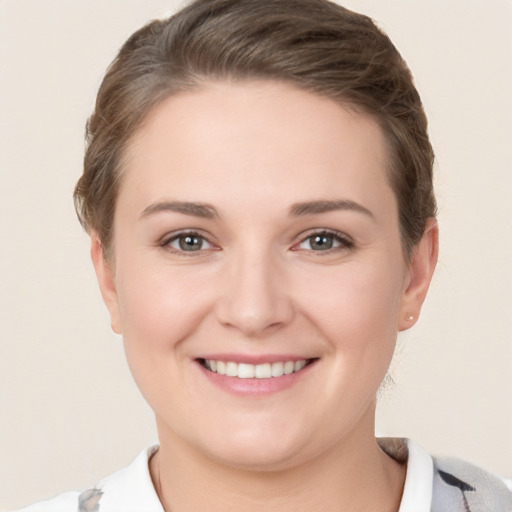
[{"xmin": 120, "ymin": 80, "xmax": 395, "ymax": 218}]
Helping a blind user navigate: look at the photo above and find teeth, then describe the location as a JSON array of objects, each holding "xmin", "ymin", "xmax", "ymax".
[
  {"xmin": 284, "ymin": 361, "xmax": 295, "ymax": 375},
  {"xmin": 294, "ymin": 360, "xmax": 306, "ymax": 372},
  {"xmin": 203, "ymin": 359, "xmax": 310, "ymax": 379},
  {"xmin": 238, "ymin": 363, "xmax": 255, "ymax": 379},
  {"xmin": 271, "ymin": 362, "xmax": 284, "ymax": 377},
  {"xmin": 255, "ymin": 363, "xmax": 271, "ymax": 379},
  {"xmin": 226, "ymin": 362, "xmax": 238, "ymax": 377}
]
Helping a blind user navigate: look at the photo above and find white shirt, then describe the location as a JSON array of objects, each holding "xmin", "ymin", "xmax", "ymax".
[
  {"xmin": 398, "ymin": 440, "xmax": 434, "ymax": 512},
  {"xmin": 18, "ymin": 440, "xmax": 435, "ymax": 512}
]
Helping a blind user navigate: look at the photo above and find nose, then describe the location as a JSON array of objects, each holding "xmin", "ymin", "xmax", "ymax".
[{"xmin": 214, "ymin": 248, "xmax": 295, "ymax": 337}]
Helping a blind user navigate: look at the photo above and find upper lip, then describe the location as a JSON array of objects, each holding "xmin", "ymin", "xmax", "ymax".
[{"xmin": 196, "ymin": 353, "xmax": 316, "ymax": 365}]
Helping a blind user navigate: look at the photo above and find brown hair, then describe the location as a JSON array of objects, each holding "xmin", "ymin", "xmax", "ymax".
[{"xmin": 74, "ymin": 0, "xmax": 436, "ymax": 257}]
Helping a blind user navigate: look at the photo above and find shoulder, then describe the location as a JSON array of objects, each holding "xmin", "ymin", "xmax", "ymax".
[
  {"xmin": 431, "ymin": 455, "xmax": 512, "ymax": 512},
  {"xmin": 15, "ymin": 488, "xmax": 104, "ymax": 512},
  {"xmin": 15, "ymin": 446, "xmax": 162, "ymax": 512},
  {"xmin": 379, "ymin": 438, "xmax": 512, "ymax": 512},
  {"xmin": 15, "ymin": 491, "xmax": 82, "ymax": 512}
]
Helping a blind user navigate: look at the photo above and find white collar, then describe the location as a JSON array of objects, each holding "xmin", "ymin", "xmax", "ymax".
[
  {"xmin": 96, "ymin": 445, "xmax": 164, "ymax": 512},
  {"xmin": 96, "ymin": 439, "xmax": 433, "ymax": 512},
  {"xmin": 398, "ymin": 439, "xmax": 434, "ymax": 512}
]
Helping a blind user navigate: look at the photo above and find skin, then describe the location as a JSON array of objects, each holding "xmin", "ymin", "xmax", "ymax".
[{"xmin": 92, "ymin": 81, "xmax": 438, "ymax": 511}]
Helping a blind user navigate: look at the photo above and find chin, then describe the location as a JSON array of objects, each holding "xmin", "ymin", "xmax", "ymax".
[
  {"xmin": 209, "ymin": 442, "xmax": 305, "ymax": 472},
  {"xmin": 208, "ymin": 430, "xmax": 365, "ymax": 474},
  {"xmin": 195, "ymin": 420, "xmax": 311, "ymax": 471}
]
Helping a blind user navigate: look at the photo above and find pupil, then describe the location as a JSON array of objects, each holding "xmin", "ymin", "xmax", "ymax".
[
  {"xmin": 179, "ymin": 235, "xmax": 202, "ymax": 251},
  {"xmin": 312, "ymin": 235, "xmax": 333, "ymax": 250}
]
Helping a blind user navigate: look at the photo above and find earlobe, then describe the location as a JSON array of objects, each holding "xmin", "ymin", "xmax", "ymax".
[
  {"xmin": 90, "ymin": 233, "xmax": 122, "ymax": 334},
  {"xmin": 398, "ymin": 218, "xmax": 439, "ymax": 331}
]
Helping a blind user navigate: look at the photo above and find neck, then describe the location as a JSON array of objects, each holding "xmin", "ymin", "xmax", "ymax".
[{"xmin": 150, "ymin": 412, "xmax": 405, "ymax": 512}]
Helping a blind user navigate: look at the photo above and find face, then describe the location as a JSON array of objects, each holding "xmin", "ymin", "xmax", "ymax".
[{"xmin": 93, "ymin": 81, "xmax": 436, "ymax": 470}]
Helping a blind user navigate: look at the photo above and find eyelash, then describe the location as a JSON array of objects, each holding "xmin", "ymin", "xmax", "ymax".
[
  {"xmin": 294, "ymin": 229, "xmax": 355, "ymax": 253},
  {"xmin": 160, "ymin": 229, "xmax": 354, "ymax": 255},
  {"xmin": 161, "ymin": 231, "xmax": 217, "ymax": 255}
]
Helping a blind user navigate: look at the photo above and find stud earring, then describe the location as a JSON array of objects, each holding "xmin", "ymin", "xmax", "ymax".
[{"xmin": 406, "ymin": 314, "xmax": 414, "ymax": 322}]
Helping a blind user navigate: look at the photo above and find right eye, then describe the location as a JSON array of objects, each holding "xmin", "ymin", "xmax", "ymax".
[{"xmin": 163, "ymin": 232, "xmax": 215, "ymax": 253}]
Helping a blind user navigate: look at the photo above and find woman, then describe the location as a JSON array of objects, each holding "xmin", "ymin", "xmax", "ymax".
[{"xmin": 18, "ymin": 0, "xmax": 511, "ymax": 510}]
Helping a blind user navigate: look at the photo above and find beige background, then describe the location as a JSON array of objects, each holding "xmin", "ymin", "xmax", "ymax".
[{"xmin": 1, "ymin": 0, "xmax": 511, "ymax": 509}]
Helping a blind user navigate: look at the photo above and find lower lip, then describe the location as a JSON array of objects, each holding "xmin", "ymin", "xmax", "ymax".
[{"xmin": 196, "ymin": 360, "xmax": 316, "ymax": 397}]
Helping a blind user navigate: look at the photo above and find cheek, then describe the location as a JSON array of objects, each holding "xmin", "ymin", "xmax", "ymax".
[
  {"xmin": 302, "ymin": 260, "xmax": 404, "ymax": 414},
  {"xmin": 295, "ymin": 257, "xmax": 405, "ymax": 360},
  {"xmin": 114, "ymin": 264, "xmax": 216, "ymax": 412},
  {"xmin": 115, "ymin": 261, "xmax": 216, "ymax": 352}
]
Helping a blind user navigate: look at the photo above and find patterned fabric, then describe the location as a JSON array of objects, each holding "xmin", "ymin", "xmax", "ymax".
[
  {"xmin": 17, "ymin": 441, "xmax": 512, "ymax": 512},
  {"xmin": 73, "ymin": 463, "xmax": 512, "ymax": 512},
  {"xmin": 77, "ymin": 489, "xmax": 103, "ymax": 512},
  {"xmin": 431, "ymin": 456, "xmax": 512, "ymax": 512}
]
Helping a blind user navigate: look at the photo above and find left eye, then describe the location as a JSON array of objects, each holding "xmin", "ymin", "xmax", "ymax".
[
  {"xmin": 297, "ymin": 232, "xmax": 351, "ymax": 251},
  {"xmin": 166, "ymin": 233, "xmax": 213, "ymax": 252}
]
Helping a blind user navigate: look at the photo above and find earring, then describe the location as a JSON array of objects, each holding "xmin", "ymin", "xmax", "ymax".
[{"xmin": 406, "ymin": 314, "xmax": 414, "ymax": 322}]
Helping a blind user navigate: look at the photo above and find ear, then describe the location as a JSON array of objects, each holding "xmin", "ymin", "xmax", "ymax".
[
  {"xmin": 90, "ymin": 232, "xmax": 122, "ymax": 334},
  {"xmin": 398, "ymin": 218, "xmax": 439, "ymax": 331}
]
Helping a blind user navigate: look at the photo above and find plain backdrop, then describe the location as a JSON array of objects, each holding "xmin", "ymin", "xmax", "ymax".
[{"xmin": 1, "ymin": 0, "xmax": 511, "ymax": 509}]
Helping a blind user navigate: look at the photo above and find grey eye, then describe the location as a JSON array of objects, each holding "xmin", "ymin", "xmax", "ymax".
[
  {"xmin": 167, "ymin": 233, "xmax": 212, "ymax": 252},
  {"xmin": 297, "ymin": 231, "xmax": 353, "ymax": 252},
  {"xmin": 179, "ymin": 234, "xmax": 204, "ymax": 251},
  {"xmin": 303, "ymin": 234, "xmax": 336, "ymax": 251}
]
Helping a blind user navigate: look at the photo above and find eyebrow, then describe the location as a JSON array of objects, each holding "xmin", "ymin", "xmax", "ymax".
[
  {"xmin": 289, "ymin": 199, "xmax": 375, "ymax": 218},
  {"xmin": 140, "ymin": 201, "xmax": 220, "ymax": 220},
  {"xmin": 140, "ymin": 199, "xmax": 374, "ymax": 221}
]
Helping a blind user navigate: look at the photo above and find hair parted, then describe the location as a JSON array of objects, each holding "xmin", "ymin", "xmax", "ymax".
[{"xmin": 74, "ymin": 0, "xmax": 436, "ymax": 257}]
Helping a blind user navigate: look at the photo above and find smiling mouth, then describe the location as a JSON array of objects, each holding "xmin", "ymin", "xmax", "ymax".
[{"xmin": 198, "ymin": 358, "xmax": 316, "ymax": 379}]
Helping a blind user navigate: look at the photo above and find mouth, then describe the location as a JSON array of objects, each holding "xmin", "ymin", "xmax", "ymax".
[{"xmin": 197, "ymin": 358, "xmax": 316, "ymax": 379}]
